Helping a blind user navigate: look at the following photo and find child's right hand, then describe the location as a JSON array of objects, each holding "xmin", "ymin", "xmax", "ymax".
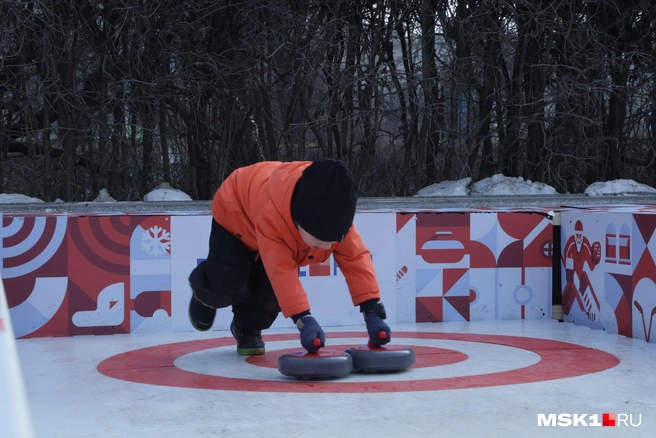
[
  {"xmin": 365, "ymin": 313, "xmax": 391, "ymax": 347},
  {"xmin": 296, "ymin": 315, "xmax": 326, "ymax": 353}
]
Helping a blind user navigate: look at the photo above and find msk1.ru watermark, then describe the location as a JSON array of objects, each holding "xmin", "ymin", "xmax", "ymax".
[{"xmin": 537, "ymin": 413, "xmax": 641, "ymax": 427}]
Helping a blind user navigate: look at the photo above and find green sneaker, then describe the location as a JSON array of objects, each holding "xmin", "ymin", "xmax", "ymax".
[{"xmin": 230, "ymin": 320, "xmax": 265, "ymax": 355}]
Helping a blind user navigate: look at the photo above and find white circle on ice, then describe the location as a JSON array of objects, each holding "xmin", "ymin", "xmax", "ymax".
[{"xmin": 173, "ymin": 337, "xmax": 541, "ymax": 383}]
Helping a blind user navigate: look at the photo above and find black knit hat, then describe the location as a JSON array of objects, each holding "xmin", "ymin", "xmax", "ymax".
[{"xmin": 291, "ymin": 159, "xmax": 358, "ymax": 242}]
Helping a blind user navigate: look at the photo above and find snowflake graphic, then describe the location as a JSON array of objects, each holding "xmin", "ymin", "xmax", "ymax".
[{"xmin": 141, "ymin": 225, "xmax": 171, "ymax": 256}]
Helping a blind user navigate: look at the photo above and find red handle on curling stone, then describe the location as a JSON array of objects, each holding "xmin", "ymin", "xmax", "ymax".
[
  {"xmin": 367, "ymin": 331, "xmax": 388, "ymax": 349},
  {"xmin": 313, "ymin": 338, "xmax": 322, "ymax": 347}
]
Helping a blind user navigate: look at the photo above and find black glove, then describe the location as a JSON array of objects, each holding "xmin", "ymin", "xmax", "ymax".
[
  {"xmin": 295, "ymin": 315, "xmax": 326, "ymax": 353},
  {"xmin": 360, "ymin": 300, "xmax": 391, "ymax": 347}
]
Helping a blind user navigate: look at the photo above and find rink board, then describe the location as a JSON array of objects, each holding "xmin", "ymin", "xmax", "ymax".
[
  {"xmin": 560, "ymin": 205, "xmax": 656, "ymax": 343},
  {"xmin": 6, "ymin": 206, "xmax": 644, "ymax": 340}
]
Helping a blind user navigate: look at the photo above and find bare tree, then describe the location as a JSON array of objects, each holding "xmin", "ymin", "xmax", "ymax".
[{"xmin": 1, "ymin": 0, "xmax": 655, "ymax": 200}]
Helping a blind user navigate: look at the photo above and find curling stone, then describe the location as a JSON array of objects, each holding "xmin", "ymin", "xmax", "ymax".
[
  {"xmin": 345, "ymin": 331, "xmax": 415, "ymax": 373},
  {"xmin": 278, "ymin": 338, "xmax": 353, "ymax": 379}
]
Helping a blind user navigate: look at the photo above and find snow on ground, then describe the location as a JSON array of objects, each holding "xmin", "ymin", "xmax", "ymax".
[
  {"xmin": 470, "ymin": 175, "xmax": 558, "ymax": 196},
  {"xmin": 93, "ymin": 189, "xmax": 117, "ymax": 202},
  {"xmin": 584, "ymin": 179, "xmax": 656, "ymax": 196},
  {"xmin": 0, "ymin": 194, "xmax": 44, "ymax": 204},
  {"xmin": 416, "ymin": 174, "xmax": 655, "ymax": 197},
  {"xmin": 416, "ymin": 178, "xmax": 471, "ymax": 197},
  {"xmin": 143, "ymin": 182, "xmax": 193, "ymax": 202}
]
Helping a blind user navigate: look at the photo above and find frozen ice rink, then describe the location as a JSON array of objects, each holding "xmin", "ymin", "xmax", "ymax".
[{"xmin": 14, "ymin": 319, "xmax": 656, "ymax": 438}]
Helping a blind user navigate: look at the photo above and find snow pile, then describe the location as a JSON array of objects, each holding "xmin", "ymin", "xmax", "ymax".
[
  {"xmin": 416, "ymin": 174, "xmax": 558, "ymax": 197},
  {"xmin": 0, "ymin": 194, "xmax": 44, "ymax": 203},
  {"xmin": 144, "ymin": 183, "xmax": 193, "ymax": 202},
  {"xmin": 416, "ymin": 178, "xmax": 471, "ymax": 197},
  {"xmin": 471, "ymin": 175, "xmax": 558, "ymax": 196},
  {"xmin": 93, "ymin": 189, "xmax": 117, "ymax": 202},
  {"xmin": 585, "ymin": 179, "xmax": 656, "ymax": 196}
]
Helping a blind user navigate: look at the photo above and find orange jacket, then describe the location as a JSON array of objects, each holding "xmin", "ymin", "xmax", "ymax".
[{"xmin": 211, "ymin": 161, "xmax": 380, "ymax": 318}]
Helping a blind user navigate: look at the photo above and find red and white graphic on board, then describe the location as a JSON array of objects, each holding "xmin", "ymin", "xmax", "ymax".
[
  {"xmin": 562, "ymin": 220, "xmax": 602, "ymax": 323},
  {"xmin": 129, "ymin": 217, "xmax": 172, "ymax": 333},
  {"xmin": 630, "ymin": 214, "xmax": 656, "ymax": 342},
  {"xmin": 602, "ymin": 272, "xmax": 632, "ymax": 337},
  {"xmin": 67, "ymin": 216, "xmax": 133, "ymax": 336},
  {"xmin": 67, "ymin": 216, "xmax": 172, "ymax": 337},
  {"xmin": 1, "ymin": 213, "xmax": 172, "ymax": 338},
  {"xmin": 1, "ymin": 215, "xmax": 68, "ymax": 338},
  {"xmin": 562, "ymin": 214, "xmax": 613, "ymax": 332},
  {"xmin": 396, "ymin": 211, "xmax": 552, "ymax": 324},
  {"xmin": 561, "ymin": 210, "xmax": 656, "ymax": 343}
]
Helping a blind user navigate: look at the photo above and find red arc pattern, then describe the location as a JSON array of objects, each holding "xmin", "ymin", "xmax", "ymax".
[{"xmin": 98, "ymin": 332, "xmax": 620, "ymax": 393}]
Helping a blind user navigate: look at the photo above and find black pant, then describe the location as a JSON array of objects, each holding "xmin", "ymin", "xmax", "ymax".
[{"xmin": 188, "ymin": 219, "xmax": 281, "ymax": 331}]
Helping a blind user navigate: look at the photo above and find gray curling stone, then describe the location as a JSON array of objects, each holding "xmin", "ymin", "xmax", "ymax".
[
  {"xmin": 278, "ymin": 350, "xmax": 353, "ymax": 379},
  {"xmin": 345, "ymin": 345, "xmax": 415, "ymax": 373}
]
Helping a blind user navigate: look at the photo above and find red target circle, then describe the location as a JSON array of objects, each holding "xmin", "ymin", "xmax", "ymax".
[{"xmin": 97, "ymin": 332, "xmax": 620, "ymax": 393}]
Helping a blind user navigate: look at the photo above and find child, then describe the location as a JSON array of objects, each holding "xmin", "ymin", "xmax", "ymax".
[{"xmin": 188, "ymin": 158, "xmax": 391, "ymax": 355}]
